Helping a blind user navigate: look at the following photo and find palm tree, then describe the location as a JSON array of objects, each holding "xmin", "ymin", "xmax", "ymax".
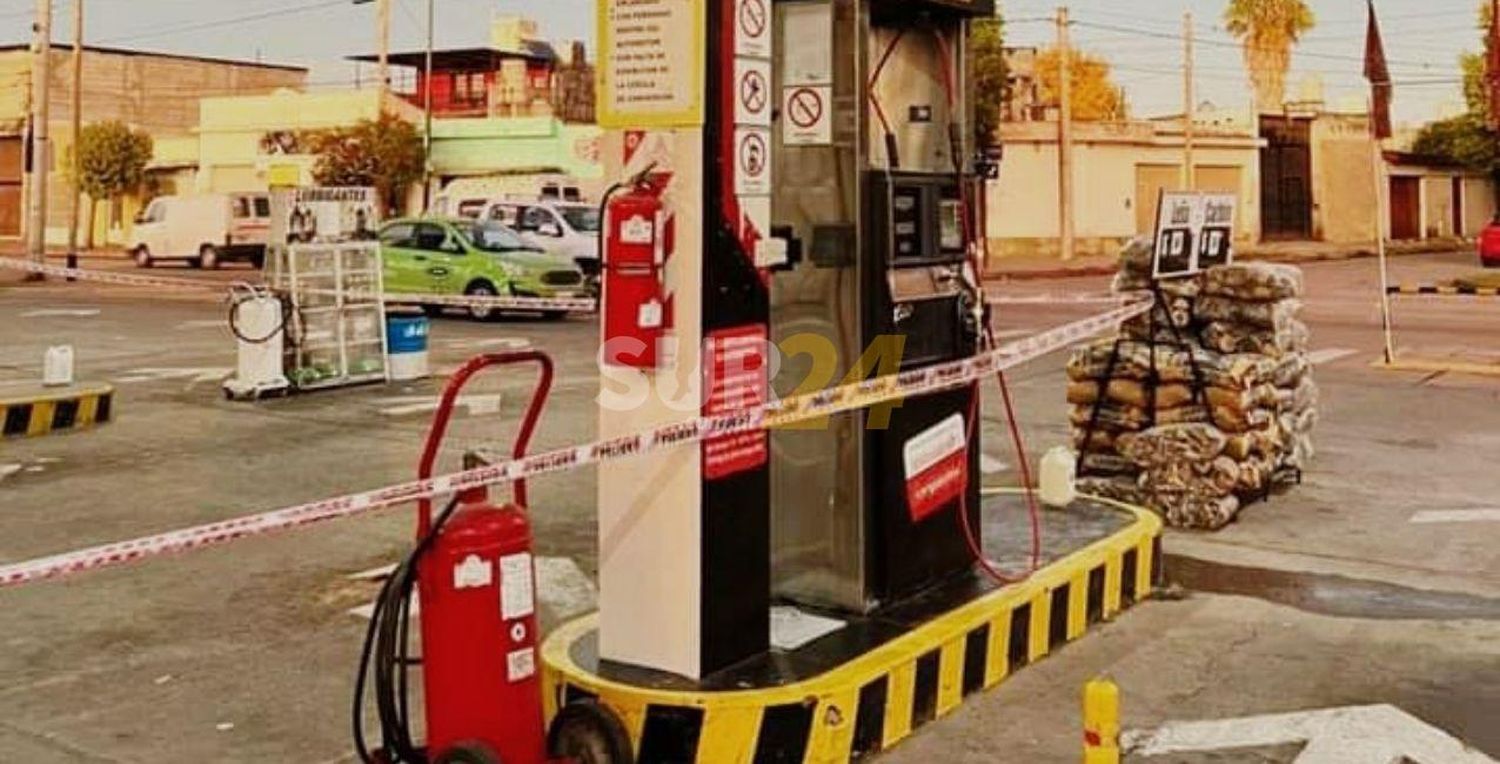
[{"xmin": 1223, "ymin": 0, "xmax": 1316, "ymax": 113}]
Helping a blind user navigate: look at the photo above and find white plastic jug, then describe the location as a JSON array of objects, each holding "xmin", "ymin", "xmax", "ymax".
[
  {"xmin": 1038, "ymin": 446, "xmax": 1078, "ymax": 508},
  {"xmin": 43, "ymin": 345, "xmax": 74, "ymax": 387}
]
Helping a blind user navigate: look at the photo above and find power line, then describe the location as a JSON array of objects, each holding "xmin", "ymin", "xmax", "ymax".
[
  {"xmin": 1071, "ymin": 18, "xmax": 1450, "ymax": 71},
  {"xmin": 96, "ymin": 0, "xmax": 348, "ymax": 45}
]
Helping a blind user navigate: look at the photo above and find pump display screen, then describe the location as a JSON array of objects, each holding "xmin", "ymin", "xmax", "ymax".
[{"xmin": 939, "ymin": 199, "xmax": 963, "ymax": 252}]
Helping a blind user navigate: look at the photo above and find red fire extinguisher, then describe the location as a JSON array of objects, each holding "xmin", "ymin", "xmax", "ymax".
[
  {"xmin": 601, "ymin": 173, "xmax": 674, "ymax": 369},
  {"xmin": 353, "ymin": 352, "xmax": 633, "ymax": 764}
]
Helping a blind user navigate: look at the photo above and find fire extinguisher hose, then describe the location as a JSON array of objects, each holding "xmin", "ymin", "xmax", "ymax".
[{"xmin": 352, "ymin": 494, "xmax": 465, "ymax": 764}]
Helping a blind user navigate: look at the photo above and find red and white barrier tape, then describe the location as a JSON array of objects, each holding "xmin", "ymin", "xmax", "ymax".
[
  {"xmin": 0, "ymin": 296, "xmax": 1147, "ymax": 588},
  {"xmin": 0, "ymin": 257, "xmax": 597, "ymax": 313},
  {"xmin": 988, "ymin": 291, "xmax": 1145, "ymax": 306},
  {"xmin": 0, "ymin": 256, "xmax": 227, "ymax": 290}
]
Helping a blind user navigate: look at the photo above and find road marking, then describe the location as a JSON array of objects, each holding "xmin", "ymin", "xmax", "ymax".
[
  {"xmin": 376, "ymin": 393, "xmax": 502, "ymax": 418},
  {"xmin": 980, "ymin": 454, "xmax": 1008, "ymax": 474},
  {"xmin": 1124, "ymin": 704, "xmax": 1496, "ymax": 763},
  {"xmin": 347, "ymin": 556, "xmax": 595, "ymax": 621},
  {"xmin": 1307, "ymin": 347, "xmax": 1358, "ymax": 365},
  {"xmin": 444, "ymin": 337, "xmax": 533, "ymax": 350},
  {"xmin": 0, "ymin": 464, "xmax": 21, "ymax": 482},
  {"xmin": 21, "ymin": 308, "xmax": 100, "ymax": 317},
  {"xmin": 116, "ymin": 367, "xmax": 232, "ymax": 387},
  {"xmin": 1410, "ymin": 508, "xmax": 1500, "ymax": 524}
]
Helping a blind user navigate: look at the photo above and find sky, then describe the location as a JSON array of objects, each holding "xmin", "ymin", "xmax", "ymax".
[{"xmin": 0, "ymin": 0, "xmax": 1481, "ymax": 127}]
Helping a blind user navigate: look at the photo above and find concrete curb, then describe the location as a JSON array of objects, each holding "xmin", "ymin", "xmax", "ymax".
[
  {"xmin": 0, "ymin": 382, "xmax": 115, "ymax": 438},
  {"xmin": 984, "ymin": 243, "xmax": 1474, "ymax": 282}
]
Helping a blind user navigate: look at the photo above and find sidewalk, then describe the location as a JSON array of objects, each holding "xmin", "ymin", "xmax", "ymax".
[{"xmin": 983, "ymin": 237, "xmax": 1474, "ymax": 281}]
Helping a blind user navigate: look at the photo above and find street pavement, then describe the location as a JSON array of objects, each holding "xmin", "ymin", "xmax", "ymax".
[{"xmin": 0, "ymin": 252, "xmax": 1497, "ymax": 762}]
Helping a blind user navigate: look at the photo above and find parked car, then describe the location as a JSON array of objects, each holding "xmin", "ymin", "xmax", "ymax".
[
  {"xmin": 377, "ymin": 217, "xmax": 587, "ymax": 320},
  {"xmin": 130, "ymin": 193, "xmax": 271, "ymax": 269},
  {"xmin": 484, "ymin": 199, "xmax": 601, "ymax": 292},
  {"xmin": 1480, "ymin": 215, "xmax": 1500, "ymax": 268}
]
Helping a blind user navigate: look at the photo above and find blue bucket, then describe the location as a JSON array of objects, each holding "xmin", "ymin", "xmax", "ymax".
[{"xmin": 387, "ymin": 315, "xmax": 429, "ymax": 354}]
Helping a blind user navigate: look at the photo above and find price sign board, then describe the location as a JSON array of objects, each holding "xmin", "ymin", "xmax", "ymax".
[{"xmin": 1152, "ymin": 191, "xmax": 1237, "ymax": 278}]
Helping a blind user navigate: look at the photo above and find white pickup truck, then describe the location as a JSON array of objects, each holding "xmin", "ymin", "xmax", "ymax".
[{"xmin": 129, "ymin": 193, "xmax": 271, "ymax": 269}]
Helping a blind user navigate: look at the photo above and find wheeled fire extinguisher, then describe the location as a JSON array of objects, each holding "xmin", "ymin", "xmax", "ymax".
[
  {"xmin": 600, "ymin": 171, "xmax": 674, "ymax": 369},
  {"xmin": 352, "ymin": 352, "xmax": 633, "ymax": 764}
]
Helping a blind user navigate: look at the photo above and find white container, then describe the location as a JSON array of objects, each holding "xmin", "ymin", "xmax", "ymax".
[
  {"xmin": 1038, "ymin": 446, "xmax": 1078, "ymax": 508},
  {"xmin": 43, "ymin": 345, "xmax": 74, "ymax": 387}
]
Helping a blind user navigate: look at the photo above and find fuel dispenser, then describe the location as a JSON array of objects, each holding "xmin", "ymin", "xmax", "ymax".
[{"xmin": 769, "ymin": 0, "xmax": 992, "ymax": 612}]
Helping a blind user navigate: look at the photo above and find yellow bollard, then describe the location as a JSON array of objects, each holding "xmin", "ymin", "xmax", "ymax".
[{"xmin": 1082, "ymin": 677, "xmax": 1120, "ymax": 764}]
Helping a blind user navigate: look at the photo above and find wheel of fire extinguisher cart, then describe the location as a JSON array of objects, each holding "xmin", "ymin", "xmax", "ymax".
[
  {"xmin": 431, "ymin": 741, "xmax": 502, "ymax": 764},
  {"xmin": 548, "ymin": 700, "xmax": 634, "ymax": 764}
]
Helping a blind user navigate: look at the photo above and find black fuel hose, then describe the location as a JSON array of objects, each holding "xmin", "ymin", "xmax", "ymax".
[{"xmin": 352, "ymin": 494, "xmax": 465, "ymax": 764}]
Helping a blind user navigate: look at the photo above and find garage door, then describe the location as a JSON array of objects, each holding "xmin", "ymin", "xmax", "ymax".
[
  {"xmin": 0, "ymin": 137, "xmax": 21, "ymax": 237},
  {"xmin": 1135, "ymin": 164, "xmax": 1182, "ymax": 236}
]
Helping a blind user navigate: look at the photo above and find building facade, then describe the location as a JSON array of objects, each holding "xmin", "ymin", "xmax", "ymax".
[
  {"xmin": 985, "ymin": 119, "xmax": 1264, "ymax": 260},
  {"xmin": 0, "ymin": 44, "xmax": 305, "ymax": 242}
]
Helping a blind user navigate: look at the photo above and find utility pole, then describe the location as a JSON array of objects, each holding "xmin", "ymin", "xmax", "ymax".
[
  {"xmin": 422, "ymin": 0, "xmax": 434, "ymax": 212},
  {"xmin": 1183, "ymin": 9, "xmax": 1195, "ymax": 190},
  {"xmin": 1057, "ymin": 6, "xmax": 1074, "ymax": 261},
  {"xmin": 68, "ymin": 0, "xmax": 82, "ymax": 272},
  {"xmin": 376, "ymin": 0, "xmax": 390, "ymax": 101},
  {"xmin": 26, "ymin": 0, "xmax": 53, "ymax": 273}
]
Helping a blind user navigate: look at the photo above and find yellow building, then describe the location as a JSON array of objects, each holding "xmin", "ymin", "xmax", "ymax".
[
  {"xmin": 0, "ymin": 44, "xmax": 306, "ymax": 244},
  {"xmin": 196, "ymin": 88, "xmax": 421, "ymax": 194},
  {"xmin": 986, "ymin": 119, "xmax": 1264, "ymax": 260}
]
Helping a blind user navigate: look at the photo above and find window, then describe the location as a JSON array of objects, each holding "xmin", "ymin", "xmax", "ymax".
[
  {"xmin": 254, "ymin": 197, "xmax": 271, "ymax": 217},
  {"xmin": 456, "ymin": 199, "xmax": 487, "ymax": 219},
  {"xmin": 451, "ymin": 71, "xmax": 487, "ymax": 110},
  {"xmin": 413, "ymin": 223, "xmax": 451, "ymax": 252},
  {"xmin": 489, "ymin": 205, "xmax": 520, "ymax": 226},
  {"xmin": 141, "ymin": 200, "xmax": 165, "ymax": 223},
  {"xmin": 521, "ymin": 207, "xmax": 553, "ymax": 233},
  {"xmin": 232, "ymin": 198, "xmax": 252, "ymax": 218},
  {"xmin": 380, "ymin": 223, "xmax": 416, "ymax": 248}
]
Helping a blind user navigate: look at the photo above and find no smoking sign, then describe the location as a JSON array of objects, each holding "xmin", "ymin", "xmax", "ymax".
[
  {"xmin": 783, "ymin": 85, "xmax": 833, "ymax": 145},
  {"xmin": 735, "ymin": 0, "xmax": 770, "ymax": 58}
]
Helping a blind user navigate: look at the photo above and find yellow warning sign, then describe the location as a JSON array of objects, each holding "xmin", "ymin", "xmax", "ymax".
[{"xmin": 598, "ymin": 0, "xmax": 705, "ymax": 128}]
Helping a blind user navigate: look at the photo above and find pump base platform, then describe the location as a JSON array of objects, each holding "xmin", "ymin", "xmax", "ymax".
[
  {"xmin": 0, "ymin": 381, "xmax": 115, "ymax": 438},
  {"xmin": 541, "ymin": 490, "xmax": 1163, "ymax": 763}
]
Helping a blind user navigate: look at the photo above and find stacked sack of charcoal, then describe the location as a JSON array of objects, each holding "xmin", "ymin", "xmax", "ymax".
[
  {"xmin": 1197, "ymin": 262, "xmax": 1319, "ymax": 473},
  {"xmin": 1067, "ymin": 247, "xmax": 1317, "ymax": 528},
  {"xmin": 1067, "ymin": 337, "xmax": 1283, "ymax": 524},
  {"xmin": 1117, "ymin": 424, "xmax": 1241, "ymax": 529}
]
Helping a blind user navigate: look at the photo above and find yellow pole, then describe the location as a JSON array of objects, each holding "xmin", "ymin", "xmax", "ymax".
[{"xmin": 1082, "ymin": 677, "xmax": 1120, "ymax": 764}]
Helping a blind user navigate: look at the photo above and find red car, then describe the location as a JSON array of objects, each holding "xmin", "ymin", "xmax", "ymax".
[{"xmin": 1481, "ymin": 217, "xmax": 1500, "ymax": 267}]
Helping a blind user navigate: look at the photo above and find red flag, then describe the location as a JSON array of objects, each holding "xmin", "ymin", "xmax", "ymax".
[
  {"xmin": 1490, "ymin": 0, "xmax": 1500, "ymax": 129},
  {"xmin": 1363, "ymin": 0, "xmax": 1393, "ymax": 139}
]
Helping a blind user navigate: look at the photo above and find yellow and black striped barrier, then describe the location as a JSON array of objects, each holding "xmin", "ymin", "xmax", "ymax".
[
  {"xmin": 0, "ymin": 383, "xmax": 115, "ymax": 439},
  {"xmin": 1386, "ymin": 284, "xmax": 1500, "ymax": 297},
  {"xmin": 541, "ymin": 492, "xmax": 1163, "ymax": 763}
]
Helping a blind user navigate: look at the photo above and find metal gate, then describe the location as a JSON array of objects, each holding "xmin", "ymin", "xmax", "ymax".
[{"xmin": 1259, "ymin": 116, "xmax": 1312, "ymax": 240}]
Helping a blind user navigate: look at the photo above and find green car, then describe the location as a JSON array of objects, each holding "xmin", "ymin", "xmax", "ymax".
[{"xmin": 378, "ymin": 217, "xmax": 588, "ymax": 320}]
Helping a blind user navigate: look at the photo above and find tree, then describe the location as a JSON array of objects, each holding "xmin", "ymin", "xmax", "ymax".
[
  {"xmin": 1223, "ymin": 0, "xmax": 1316, "ymax": 113},
  {"xmin": 75, "ymin": 120, "xmax": 152, "ymax": 248},
  {"xmin": 1035, "ymin": 46, "xmax": 1127, "ymax": 121},
  {"xmin": 1411, "ymin": 2, "xmax": 1498, "ymax": 179},
  {"xmin": 971, "ymin": 16, "xmax": 1006, "ymax": 146},
  {"xmin": 307, "ymin": 112, "xmax": 424, "ymax": 215}
]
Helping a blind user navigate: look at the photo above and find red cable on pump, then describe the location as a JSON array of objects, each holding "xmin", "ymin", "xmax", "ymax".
[{"xmin": 932, "ymin": 26, "xmax": 1045, "ymax": 582}]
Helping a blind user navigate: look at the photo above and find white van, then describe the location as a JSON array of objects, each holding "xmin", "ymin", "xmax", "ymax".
[
  {"xmin": 130, "ymin": 193, "xmax": 271, "ymax": 269},
  {"xmin": 483, "ymin": 199, "xmax": 601, "ymax": 289}
]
